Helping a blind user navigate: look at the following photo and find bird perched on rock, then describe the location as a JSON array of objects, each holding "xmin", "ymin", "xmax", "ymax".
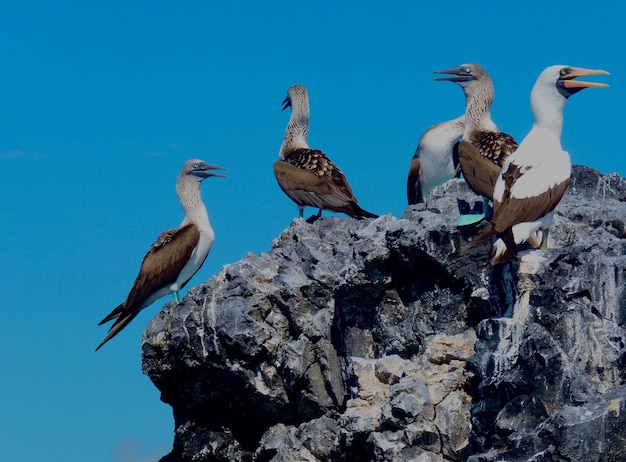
[
  {"xmin": 274, "ymin": 84, "xmax": 378, "ymax": 221},
  {"xmin": 464, "ymin": 65, "xmax": 609, "ymax": 264},
  {"xmin": 96, "ymin": 159, "xmax": 226, "ymax": 351},
  {"xmin": 434, "ymin": 63, "xmax": 518, "ymax": 225},
  {"xmin": 407, "ymin": 115, "xmax": 464, "ymax": 205}
]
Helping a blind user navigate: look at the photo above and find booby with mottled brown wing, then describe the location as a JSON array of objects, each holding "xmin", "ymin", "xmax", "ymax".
[
  {"xmin": 434, "ymin": 63, "xmax": 518, "ymax": 225},
  {"xmin": 96, "ymin": 159, "xmax": 225, "ymax": 351},
  {"xmin": 274, "ymin": 84, "xmax": 378, "ymax": 220},
  {"xmin": 464, "ymin": 65, "xmax": 609, "ymax": 264}
]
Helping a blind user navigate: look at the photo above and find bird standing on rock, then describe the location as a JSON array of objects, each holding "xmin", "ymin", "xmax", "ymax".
[
  {"xmin": 274, "ymin": 84, "xmax": 378, "ymax": 221},
  {"xmin": 464, "ymin": 65, "xmax": 609, "ymax": 264},
  {"xmin": 96, "ymin": 159, "xmax": 226, "ymax": 351},
  {"xmin": 434, "ymin": 63, "xmax": 518, "ymax": 226}
]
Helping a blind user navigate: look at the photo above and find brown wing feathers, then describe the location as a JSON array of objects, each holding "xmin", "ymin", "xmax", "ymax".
[
  {"xmin": 470, "ymin": 131, "xmax": 518, "ymax": 165},
  {"xmin": 458, "ymin": 131, "xmax": 518, "ymax": 200},
  {"xmin": 95, "ymin": 224, "xmax": 200, "ymax": 351},
  {"xmin": 406, "ymin": 156, "xmax": 421, "ymax": 205},
  {"xmin": 276, "ymin": 148, "xmax": 378, "ymax": 219},
  {"xmin": 464, "ymin": 161, "xmax": 570, "ymax": 257},
  {"xmin": 98, "ymin": 224, "xmax": 199, "ymax": 325},
  {"xmin": 128, "ymin": 224, "xmax": 199, "ymax": 306}
]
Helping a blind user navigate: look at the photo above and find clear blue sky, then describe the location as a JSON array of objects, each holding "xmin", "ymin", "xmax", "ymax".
[{"xmin": 0, "ymin": 1, "xmax": 622, "ymax": 461}]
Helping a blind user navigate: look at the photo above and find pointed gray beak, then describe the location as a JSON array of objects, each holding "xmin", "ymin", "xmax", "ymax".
[
  {"xmin": 433, "ymin": 66, "xmax": 474, "ymax": 83},
  {"xmin": 193, "ymin": 162, "xmax": 227, "ymax": 179},
  {"xmin": 282, "ymin": 96, "xmax": 292, "ymax": 111}
]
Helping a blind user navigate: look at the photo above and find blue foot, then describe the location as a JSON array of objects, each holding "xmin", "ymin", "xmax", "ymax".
[
  {"xmin": 172, "ymin": 291, "xmax": 180, "ymax": 303},
  {"xmin": 457, "ymin": 213, "xmax": 486, "ymax": 226}
]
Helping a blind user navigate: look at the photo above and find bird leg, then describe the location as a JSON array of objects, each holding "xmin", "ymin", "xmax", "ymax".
[
  {"xmin": 540, "ymin": 229, "xmax": 550, "ymax": 250},
  {"xmin": 481, "ymin": 197, "xmax": 489, "ymax": 218},
  {"xmin": 172, "ymin": 291, "xmax": 180, "ymax": 303}
]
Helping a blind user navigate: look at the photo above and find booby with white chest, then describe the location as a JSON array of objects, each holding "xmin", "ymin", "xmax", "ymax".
[
  {"xmin": 464, "ymin": 65, "xmax": 609, "ymax": 264},
  {"xmin": 96, "ymin": 159, "xmax": 225, "ymax": 351},
  {"xmin": 407, "ymin": 115, "xmax": 465, "ymax": 204}
]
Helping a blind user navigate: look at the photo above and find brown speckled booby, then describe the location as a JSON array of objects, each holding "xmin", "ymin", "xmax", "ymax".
[
  {"xmin": 435, "ymin": 63, "xmax": 518, "ymax": 225},
  {"xmin": 274, "ymin": 84, "xmax": 378, "ymax": 220}
]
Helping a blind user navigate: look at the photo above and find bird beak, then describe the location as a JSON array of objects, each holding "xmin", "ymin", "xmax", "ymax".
[
  {"xmin": 562, "ymin": 67, "xmax": 610, "ymax": 89},
  {"xmin": 282, "ymin": 96, "xmax": 292, "ymax": 111},
  {"xmin": 433, "ymin": 67, "xmax": 473, "ymax": 83},
  {"xmin": 193, "ymin": 162, "xmax": 227, "ymax": 178}
]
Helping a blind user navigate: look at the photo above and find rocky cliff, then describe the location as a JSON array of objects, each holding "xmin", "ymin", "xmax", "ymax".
[{"xmin": 142, "ymin": 165, "xmax": 626, "ymax": 462}]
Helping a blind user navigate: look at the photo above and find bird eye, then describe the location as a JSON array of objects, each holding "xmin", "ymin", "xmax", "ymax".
[
  {"xmin": 465, "ymin": 67, "xmax": 471, "ymax": 73},
  {"xmin": 194, "ymin": 163, "xmax": 200, "ymax": 169},
  {"xmin": 560, "ymin": 68, "xmax": 568, "ymax": 76}
]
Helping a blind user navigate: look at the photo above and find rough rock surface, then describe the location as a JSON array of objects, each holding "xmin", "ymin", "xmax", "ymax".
[{"xmin": 143, "ymin": 165, "xmax": 626, "ymax": 462}]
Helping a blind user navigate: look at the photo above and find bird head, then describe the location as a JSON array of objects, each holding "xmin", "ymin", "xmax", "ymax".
[
  {"xmin": 283, "ymin": 84, "xmax": 308, "ymax": 111},
  {"xmin": 185, "ymin": 160, "xmax": 227, "ymax": 181},
  {"xmin": 434, "ymin": 64, "xmax": 495, "ymax": 105},
  {"xmin": 434, "ymin": 63, "xmax": 489, "ymax": 89},
  {"xmin": 550, "ymin": 66, "xmax": 610, "ymax": 98},
  {"xmin": 529, "ymin": 65, "xmax": 609, "ymax": 130}
]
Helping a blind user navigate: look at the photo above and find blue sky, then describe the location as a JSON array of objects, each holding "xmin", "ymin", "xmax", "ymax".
[{"xmin": 0, "ymin": 1, "xmax": 622, "ymax": 461}]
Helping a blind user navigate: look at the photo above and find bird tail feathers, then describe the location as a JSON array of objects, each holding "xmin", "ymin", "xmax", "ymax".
[
  {"xmin": 352, "ymin": 203, "xmax": 379, "ymax": 220},
  {"xmin": 98, "ymin": 302, "xmax": 125, "ymax": 325},
  {"xmin": 95, "ymin": 310, "xmax": 140, "ymax": 351}
]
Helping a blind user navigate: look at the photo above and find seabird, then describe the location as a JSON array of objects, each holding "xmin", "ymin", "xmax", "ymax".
[
  {"xmin": 407, "ymin": 115, "xmax": 465, "ymax": 204},
  {"xmin": 434, "ymin": 64, "xmax": 518, "ymax": 225},
  {"xmin": 96, "ymin": 159, "xmax": 226, "ymax": 351},
  {"xmin": 465, "ymin": 65, "xmax": 609, "ymax": 265},
  {"xmin": 274, "ymin": 84, "xmax": 378, "ymax": 220}
]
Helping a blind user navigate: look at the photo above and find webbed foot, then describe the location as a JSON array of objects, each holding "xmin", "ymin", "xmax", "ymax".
[{"xmin": 457, "ymin": 213, "xmax": 486, "ymax": 226}]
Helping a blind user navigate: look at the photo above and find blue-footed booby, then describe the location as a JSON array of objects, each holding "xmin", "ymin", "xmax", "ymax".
[
  {"xmin": 434, "ymin": 64, "xmax": 518, "ymax": 225},
  {"xmin": 274, "ymin": 84, "xmax": 378, "ymax": 221},
  {"xmin": 407, "ymin": 115, "xmax": 465, "ymax": 204},
  {"xmin": 96, "ymin": 159, "xmax": 226, "ymax": 351},
  {"xmin": 465, "ymin": 65, "xmax": 609, "ymax": 265}
]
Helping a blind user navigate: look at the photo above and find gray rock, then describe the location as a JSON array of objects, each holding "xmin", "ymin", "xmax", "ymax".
[{"xmin": 143, "ymin": 165, "xmax": 626, "ymax": 461}]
